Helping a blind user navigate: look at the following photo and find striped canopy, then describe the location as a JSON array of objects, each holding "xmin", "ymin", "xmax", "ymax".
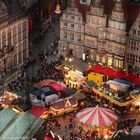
[{"xmin": 76, "ymin": 106, "xmax": 118, "ymax": 128}]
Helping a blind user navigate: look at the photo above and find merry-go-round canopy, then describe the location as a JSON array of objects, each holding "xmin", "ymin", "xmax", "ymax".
[{"xmin": 76, "ymin": 106, "xmax": 118, "ymax": 128}]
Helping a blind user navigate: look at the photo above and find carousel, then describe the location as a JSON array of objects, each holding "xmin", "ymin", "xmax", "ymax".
[{"xmin": 75, "ymin": 106, "xmax": 118, "ymax": 139}]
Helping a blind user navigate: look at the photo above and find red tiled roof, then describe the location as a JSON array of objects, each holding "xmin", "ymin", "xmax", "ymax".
[{"xmin": 74, "ymin": 0, "xmax": 140, "ymax": 31}]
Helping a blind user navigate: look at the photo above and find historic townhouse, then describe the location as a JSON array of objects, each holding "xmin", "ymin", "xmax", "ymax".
[
  {"xmin": 106, "ymin": 0, "xmax": 126, "ymax": 68},
  {"xmin": 0, "ymin": 0, "xmax": 28, "ymax": 85},
  {"xmin": 58, "ymin": 0, "xmax": 140, "ymax": 70},
  {"xmin": 127, "ymin": 13, "xmax": 140, "ymax": 71},
  {"xmin": 58, "ymin": 0, "xmax": 85, "ymax": 58},
  {"xmin": 84, "ymin": 0, "xmax": 107, "ymax": 63}
]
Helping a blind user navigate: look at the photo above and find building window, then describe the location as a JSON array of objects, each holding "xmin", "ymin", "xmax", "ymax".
[
  {"xmin": 108, "ymin": 45, "xmax": 113, "ymax": 53},
  {"xmin": 65, "ymin": 14, "xmax": 68, "ymax": 18},
  {"xmin": 64, "ymin": 22, "xmax": 67, "ymax": 27},
  {"xmin": 18, "ymin": 24, "xmax": 22, "ymax": 42},
  {"xmin": 22, "ymin": 21, "xmax": 27, "ymax": 39},
  {"xmin": 138, "ymin": 30, "xmax": 140, "ymax": 36},
  {"xmin": 116, "ymin": 36, "xmax": 121, "ymax": 42},
  {"xmin": 13, "ymin": 27, "xmax": 17, "ymax": 45},
  {"xmin": 78, "ymin": 25, "xmax": 81, "ymax": 30},
  {"xmin": 78, "ymin": 17, "xmax": 81, "ymax": 21},
  {"xmin": 23, "ymin": 40, "xmax": 27, "ymax": 60},
  {"xmin": 71, "ymin": 24, "xmax": 74, "ymax": 28},
  {"xmin": 2, "ymin": 32, "xmax": 6, "ymax": 47},
  {"xmin": 108, "ymin": 34, "xmax": 113, "ymax": 40},
  {"xmin": 70, "ymin": 33, "xmax": 74, "ymax": 40},
  {"xmin": 64, "ymin": 31, "xmax": 67, "ymax": 39},
  {"xmin": 8, "ymin": 30, "xmax": 11, "ymax": 45},
  {"xmin": 77, "ymin": 35, "xmax": 81, "ymax": 42},
  {"xmin": 71, "ymin": 16, "xmax": 75, "ymax": 20},
  {"xmin": 133, "ymin": 29, "xmax": 136, "ymax": 35},
  {"xmin": 18, "ymin": 52, "xmax": 22, "ymax": 64}
]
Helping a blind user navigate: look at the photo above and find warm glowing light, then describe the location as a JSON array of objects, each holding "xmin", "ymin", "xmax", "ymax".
[
  {"xmin": 69, "ymin": 58, "xmax": 72, "ymax": 62},
  {"xmin": 55, "ymin": 4, "xmax": 61, "ymax": 14},
  {"xmin": 104, "ymin": 135, "xmax": 109, "ymax": 139},
  {"xmin": 137, "ymin": 101, "xmax": 140, "ymax": 106}
]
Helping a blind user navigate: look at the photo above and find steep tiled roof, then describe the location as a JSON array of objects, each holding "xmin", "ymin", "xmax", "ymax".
[
  {"xmin": 3, "ymin": 0, "xmax": 24, "ymax": 19},
  {"xmin": 74, "ymin": 0, "xmax": 140, "ymax": 31}
]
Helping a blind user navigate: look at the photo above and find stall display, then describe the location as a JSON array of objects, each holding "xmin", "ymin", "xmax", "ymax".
[{"xmin": 49, "ymin": 96, "xmax": 78, "ymax": 116}]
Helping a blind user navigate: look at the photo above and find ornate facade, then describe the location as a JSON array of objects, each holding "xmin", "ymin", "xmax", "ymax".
[
  {"xmin": 84, "ymin": 0, "xmax": 107, "ymax": 63},
  {"xmin": 58, "ymin": 0, "xmax": 85, "ymax": 58},
  {"xmin": 58, "ymin": 0, "xmax": 140, "ymax": 70},
  {"xmin": 0, "ymin": 0, "xmax": 28, "ymax": 85},
  {"xmin": 127, "ymin": 13, "xmax": 140, "ymax": 71}
]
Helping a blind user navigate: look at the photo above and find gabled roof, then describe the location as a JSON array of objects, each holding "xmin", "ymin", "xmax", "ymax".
[
  {"xmin": 74, "ymin": 0, "xmax": 140, "ymax": 31},
  {"xmin": 3, "ymin": 0, "xmax": 24, "ymax": 19}
]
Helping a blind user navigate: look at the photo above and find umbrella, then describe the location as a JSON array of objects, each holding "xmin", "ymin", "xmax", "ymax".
[
  {"xmin": 76, "ymin": 106, "xmax": 118, "ymax": 127},
  {"xmin": 91, "ymin": 64, "xmax": 104, "ymax": 74}
]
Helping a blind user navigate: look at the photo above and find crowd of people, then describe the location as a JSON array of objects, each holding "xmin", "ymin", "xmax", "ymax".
[{"xmin": 37, "ymin": 49, "xmax": 64, "ymax": 81}]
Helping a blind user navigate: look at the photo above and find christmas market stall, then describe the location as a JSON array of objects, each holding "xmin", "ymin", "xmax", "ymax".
[
  {"xmin": 49, "ymin": 96, "xmax": 78, "ymax": 116},
  {"xmin": 75, "ymin": 106, "xmax": 118, "ymax": 139},
  {"xmin": 64, "ymin": 70, "xmax": 86, "ymax": 89}
]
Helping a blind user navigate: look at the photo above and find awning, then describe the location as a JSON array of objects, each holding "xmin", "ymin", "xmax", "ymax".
[
  {"xmin": 34, "ymin": 79, "xmax": 55, "ymax": 89},
  {"xmin": 48, "ymin": 82, "xmax": 66, "ymax": 91},
  {"xmin": 91, "ymin": 64, "xmax": 104, "ymax": 74},
  {"xmin": 103, "ymin": 67, "xmax": 116, "ymax": 77},
  {"xmin": 132, "ymin": 77, "xmax": 140, "ymax": 85},
  {"xmin": 29, "ymin": 106, "xmax": 49, "ymax": 118},
  {"xmin": 113, "ymin": 70, "xmax": 126, "ymax": 79},
  {"xmin": 125, "ymin": 72, "xmax": 137, "ymax": 82}
]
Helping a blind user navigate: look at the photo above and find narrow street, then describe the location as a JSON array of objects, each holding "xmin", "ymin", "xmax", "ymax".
[{"xmin": 27, "ymin": 17, "xmax": 60, "ymax": 79}]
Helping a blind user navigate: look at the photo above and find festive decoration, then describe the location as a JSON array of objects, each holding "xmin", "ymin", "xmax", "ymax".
[
  {"xmin": 76, "ymin": 106, "xmax": 118, "ymax": 127},
  {"xmin": 55, "ymin": 3, "xmax": 61, "ymax": 14}
]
